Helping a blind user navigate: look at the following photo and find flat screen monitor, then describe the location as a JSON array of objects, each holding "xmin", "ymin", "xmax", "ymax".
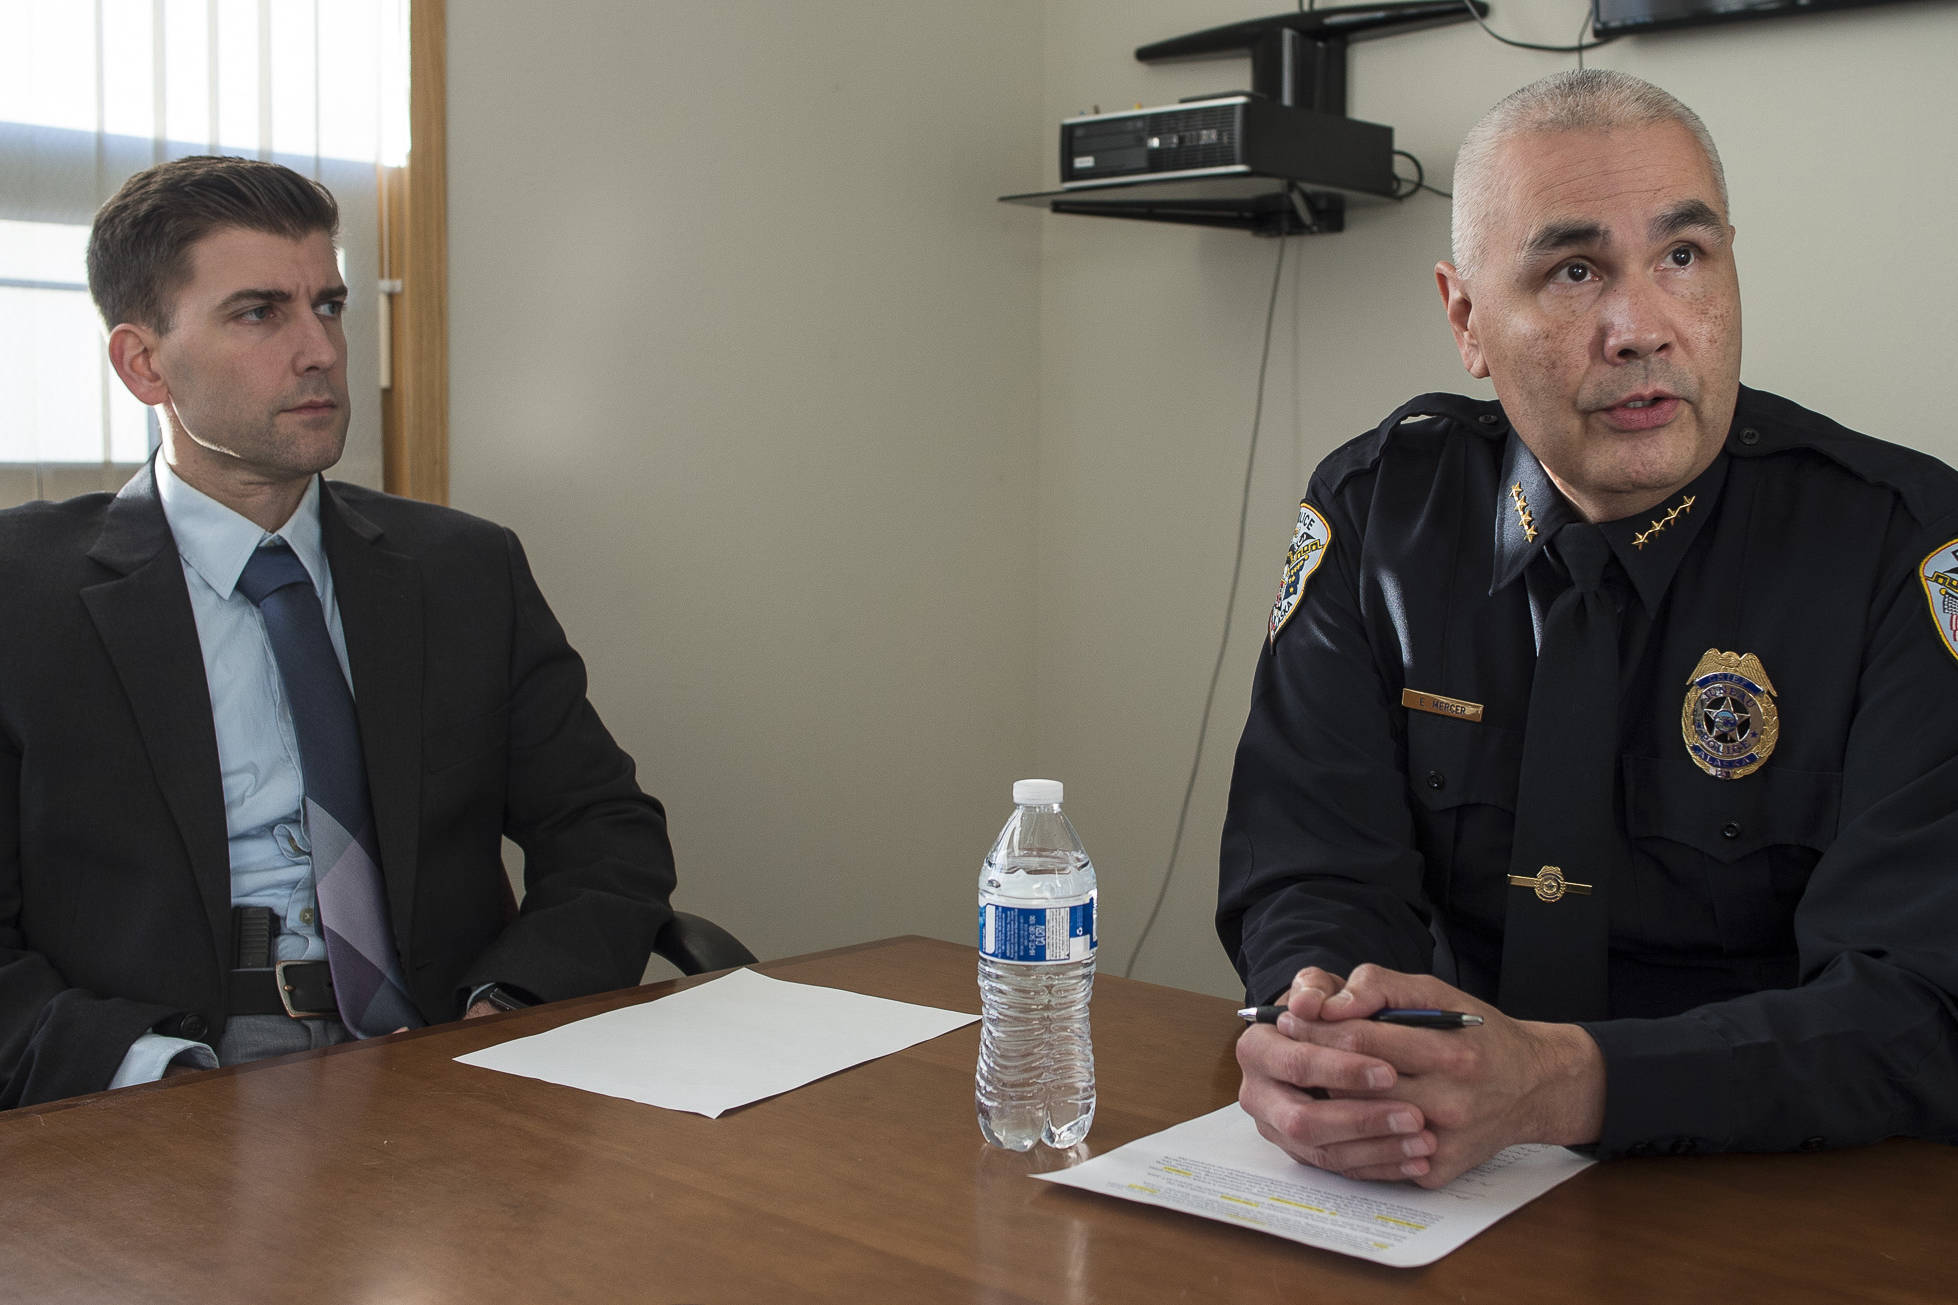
[{"xmin": 1593, "ymin": 0, "xmax": 1926, "ymax": 37}]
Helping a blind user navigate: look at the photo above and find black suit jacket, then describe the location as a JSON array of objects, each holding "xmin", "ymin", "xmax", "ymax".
[{"xmin": 0, "ymin": 465, "xmax": 676, "ymax": 1108}]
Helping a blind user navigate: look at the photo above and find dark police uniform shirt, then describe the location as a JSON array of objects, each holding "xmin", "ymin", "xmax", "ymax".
[{"xmin": 1217, "ymin": 386, "xmax": 1958, "ymax": 1158}]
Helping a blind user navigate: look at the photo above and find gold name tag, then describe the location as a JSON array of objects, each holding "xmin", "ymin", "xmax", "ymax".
[{"xmin": 1401, "ymin": 688, "xmax": 1485, "ymax": 722}]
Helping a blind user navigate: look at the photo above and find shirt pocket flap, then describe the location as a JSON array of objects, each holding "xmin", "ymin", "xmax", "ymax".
[
  {"xmin": 1407, "ymin": 711, "xmax": 1523, "ymax": 814},
  {"xmin": 1624, "ymin": 755, "xmax": 1841, "ymax": 863}
]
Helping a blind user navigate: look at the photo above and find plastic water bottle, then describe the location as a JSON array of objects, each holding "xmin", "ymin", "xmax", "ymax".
[{"xmin": 975, "ymin": 778, "xmax": 1097, "ymax": 1151}]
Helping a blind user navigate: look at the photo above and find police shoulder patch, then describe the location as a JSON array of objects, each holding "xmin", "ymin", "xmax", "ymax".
[
  {"xmin": 1920, "ymin": 538, "xmax": 1958, "ymax": 665},
  {"xmin": 1269, "ymin": 500, "xmax": 1332, "ymax": 647}
]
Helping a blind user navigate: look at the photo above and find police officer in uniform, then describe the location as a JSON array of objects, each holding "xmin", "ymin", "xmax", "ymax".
[{"xmin": 1220, "ymin": 69, "xmax": 1958, "ymax": 1187}]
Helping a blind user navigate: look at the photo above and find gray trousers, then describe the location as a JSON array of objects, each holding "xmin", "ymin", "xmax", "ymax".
[{"xmin": 217, "ymin": 1013, "xmax": 356, "ymax": 1065}]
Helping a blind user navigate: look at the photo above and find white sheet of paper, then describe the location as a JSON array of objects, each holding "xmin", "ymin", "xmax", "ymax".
[
  {"xmin": 453, "ymin": 967, "xmax": 978, "ymax": 1117},
  {"xmin": 1035, "ymin": 1105, "xmax": 1594, "ymax": 1268}
]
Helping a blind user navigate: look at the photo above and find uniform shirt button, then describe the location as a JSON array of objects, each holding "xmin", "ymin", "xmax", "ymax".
[
  {"xmin": 1477, "ymin": 413, "xmax": 1501, "ymax": 426},
  {"xmin": 1668, "ymin": 1137, "xmax": 1699, "ymax": 1155},
  {"xmin": 300, "ymin": 907, "xmax": 315, "ymax": 925},
  {"xmin": 1628, "ymin": 1141, "xmax": 1655, "ymax": 1157},
  {"xmin": 179, "ymin": 1014, "xmax": 209, "ymax": 1040},
  {"xmin": 1800, "ymin": 1136, "xmax": 1826, "ymax": 1152},
  {"xmin": 1426, "ymin": 770, "xmax": 1446, "ymax": 790},
  {"xmin": 1739, "ymin": 427, "xmax": 1761, "ymax": 446},
  {"xmin": 1721, "ymin": 821, "xmax": 1742, "ymax": 840}
]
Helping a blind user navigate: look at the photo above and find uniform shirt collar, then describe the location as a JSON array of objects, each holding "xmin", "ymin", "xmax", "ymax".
[
  {"xmin": 154, "ymin": 458, "xmax": 330, "ymax": 600},
  {"xmin": 1490, "ymin": 432, "xmax": 1579, "ymax": 595},
  {"xmin": 1490, "ymin": 432, "xmax": 1729, "ymax": 616},
  {"xmin": 1595, "ymin": 453, "xmax": 1728, "ymax": 615}
]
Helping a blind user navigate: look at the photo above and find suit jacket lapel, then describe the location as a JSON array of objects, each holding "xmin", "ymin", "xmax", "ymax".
[
  {"xmin": 81, "ymin": 465, "xmax": 232, "ymax": 969},
  {"xmin": 321, "ymin": 483, "xmax": 424, "ymax": 953}
]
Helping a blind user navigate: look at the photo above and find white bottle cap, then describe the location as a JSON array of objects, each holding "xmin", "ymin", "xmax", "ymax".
[{"xmin": 1013, "ymin": 778, "xmax": 1063, "ymax": 805}]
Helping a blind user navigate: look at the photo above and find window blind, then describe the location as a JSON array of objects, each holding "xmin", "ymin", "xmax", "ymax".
[{"xmin": 0, "ymin": 0, "xmax": 408, "ymax": 508}]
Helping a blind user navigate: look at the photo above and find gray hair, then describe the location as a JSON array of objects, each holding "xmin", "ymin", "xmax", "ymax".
[{"xmin": 1449, "ymin": 69, "xmax": 1727, "ymax": 281}]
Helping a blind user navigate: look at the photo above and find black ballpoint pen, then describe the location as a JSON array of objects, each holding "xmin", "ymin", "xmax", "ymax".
[{"xmin": 1236, "ymin": 1005, "xmax": 1484, "ymax": 1029}]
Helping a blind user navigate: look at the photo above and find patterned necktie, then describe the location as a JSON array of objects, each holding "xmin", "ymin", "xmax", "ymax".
[
  {"xmin": 238, "ymin": 541, "xmax": 422, "ymax": 1037},
  {"xmin": 1497, "ymin": 521, "xmax": 1622, "ymax": 1023}
]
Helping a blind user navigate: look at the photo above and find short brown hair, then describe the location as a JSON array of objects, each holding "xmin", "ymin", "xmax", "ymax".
[{"xmin": 86, "ymin": 155, "xmax": 340, "ymax": 333}]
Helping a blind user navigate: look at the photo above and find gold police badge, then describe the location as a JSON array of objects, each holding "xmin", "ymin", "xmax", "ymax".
[
  {"xmin": 1269, "ymin": 500, "xmax": 1331, "ymax": 646},
  {"xmin": 1920, "ymin": 538, "xmax": 1958, "ymax": 666},
  {"xmin": 1680, "ymin": 649, "xmax": 1779, "ymax": 780}
]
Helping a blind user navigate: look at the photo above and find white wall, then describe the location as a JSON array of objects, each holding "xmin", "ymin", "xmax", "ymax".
[
  {"xmin": 447, "ymin": 2, "xmax": 1045, "ymax": 968},
  {"xmin": 447, "ymin": 0, "xmax": 1958, "ymax": 998}
]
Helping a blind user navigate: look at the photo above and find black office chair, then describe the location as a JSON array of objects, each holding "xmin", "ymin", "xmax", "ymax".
[
  {"xmin": 654, "ymin": 911, "xmax": 758, "ymax": 973},
  {"xmin": 496, "ymin": 870, "xmax": 756, "ymax": 976}
]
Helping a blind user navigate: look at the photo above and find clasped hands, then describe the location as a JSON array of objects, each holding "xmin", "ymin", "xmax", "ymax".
[{"xmin": 1235, "ymin": 964, "xmax": 1605, "ymax": 1187}]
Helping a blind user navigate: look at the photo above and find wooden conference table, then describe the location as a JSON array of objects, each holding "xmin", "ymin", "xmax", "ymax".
[{"xmin": 2, "ymin": 935, "xmax": 1951, "ymax": 1304}]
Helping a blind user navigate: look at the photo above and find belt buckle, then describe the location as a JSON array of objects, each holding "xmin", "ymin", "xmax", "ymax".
[{"xmin": 275, "ymin": 959, "xmax": 337, "ymax": 1019}]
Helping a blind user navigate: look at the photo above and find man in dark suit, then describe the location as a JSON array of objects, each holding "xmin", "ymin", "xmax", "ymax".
[{"xmin": 0, "ymin": 156, "xmax": 677, "ymax": 1108}]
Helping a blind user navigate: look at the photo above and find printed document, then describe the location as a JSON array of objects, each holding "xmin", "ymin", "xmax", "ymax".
[
  {"xmin": 455, "ymin": 967, "xmax": 977, "ymax": 1117},
  {"xmin": 1035, "ymin": 1105, "xmax": 1594, "ymax": 1267}
]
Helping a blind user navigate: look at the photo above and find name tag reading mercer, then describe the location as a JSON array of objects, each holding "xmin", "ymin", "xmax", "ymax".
[{"xmin": 1401, "ymin": 688, "xmax": 1485, "ymax": 723}]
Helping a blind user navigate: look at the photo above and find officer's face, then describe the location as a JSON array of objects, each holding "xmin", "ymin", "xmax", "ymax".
[{"xmin": 1436, "ymin": 121, "xmax": 1741, "ymax": 523}]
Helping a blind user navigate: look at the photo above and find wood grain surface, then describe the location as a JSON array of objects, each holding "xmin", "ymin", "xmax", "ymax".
[{"xmin": 2, "ymin": 936, "xmax": 1949, "ymax": 1304}]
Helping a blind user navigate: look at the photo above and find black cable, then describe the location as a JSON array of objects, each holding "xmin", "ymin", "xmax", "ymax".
[
  {"xmin": 1125, "ymin": 230, "xmax": 1289, "ymax": 979},
  {"xmin": 1400, "ymin": 0, "xmax": 1606, "ymax": 204},
  {"xmin": 1391, "ymin": 149, "xmax": 1452, "ymax": 201},
  {"xmin": 1394, "ymin": 148, "xmax": 1424, "ymax": 198},
  {"xmin": 1461, "ymin": 0, "xmax": 1615, "ymax": 54}
]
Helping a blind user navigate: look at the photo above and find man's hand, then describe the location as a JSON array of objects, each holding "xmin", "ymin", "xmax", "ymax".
[
  {"xmin": 1237, "ymin": 966, "xmax": 1440, "ymax": 1182},
  {"xmin": 463, "ymin": 1000, "xmax": 498, "ymax": 1019},
  {"xmin": 1238, "ymin": 964, "xmax": 1606, "ymax": 1187}
]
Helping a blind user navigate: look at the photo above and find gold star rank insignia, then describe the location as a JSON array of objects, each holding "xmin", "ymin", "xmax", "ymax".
[
  {"xmin": 1269, "ymin": 500, "xmax": 1331, "ymax": 646},
  {"xmin": 1681, "ymin": 649, "xmax": 1780, "ymax": 779},
  {"xmin": 1509, "ymin": 482, "xmax": 1537, "ymax": 542},
  {"xmin": 1633, "ymin": 493, "xmax": 1696, "ymax": 550},
  {"xmin": 1919, "ymin": 539, "xmax": 1958, "ymax": 666}
]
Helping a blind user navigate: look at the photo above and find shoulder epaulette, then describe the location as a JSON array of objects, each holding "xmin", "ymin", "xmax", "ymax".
[
  {"xmin": 1729, "ymin": 386, "xmax": 1958, "ymax": 529},
  {"xmin": 1312, "ymin": 392, "xmax": 1507, "ymax": 500}
]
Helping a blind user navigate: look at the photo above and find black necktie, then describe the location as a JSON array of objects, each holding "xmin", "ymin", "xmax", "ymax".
[
  {"xmin": 238, "ymin": 542, "xmax": 422, "ymax": 1037},
  {"xmin": 1498, "ymin": 521, "xmax": 1621, "ymax": 1023}
]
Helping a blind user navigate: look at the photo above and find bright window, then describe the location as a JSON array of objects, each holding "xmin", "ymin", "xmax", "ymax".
[
  {"xmin": 0, "ymin": 219, "xmax": 154, "ymax": 467},
  {"xmin": 0, "ymin": 0, "xmax": 408, "ymax": 502}
]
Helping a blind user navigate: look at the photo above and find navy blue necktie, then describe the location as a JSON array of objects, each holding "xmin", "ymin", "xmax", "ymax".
[
  {"xmin": 238, "ymin": 542, "xmax": 422, "ymax": 1037},
  {"xmin": 1498, "ymin": 522, "xmax": 1621, "ymax": 1023}
]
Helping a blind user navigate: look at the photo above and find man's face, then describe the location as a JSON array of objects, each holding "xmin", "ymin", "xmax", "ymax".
[
  {"xmin": 145, "ymin": 225, "xmax": 350, "ymax": 493},
  {"xmin": 1437, "ymin": 121, "xmax": 1742, "ymax": 523}
]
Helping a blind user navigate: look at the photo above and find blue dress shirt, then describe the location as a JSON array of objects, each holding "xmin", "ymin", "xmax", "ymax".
[{"xmin": 111, "ymin": 462, "xmax": 352, "ymax": 1087}]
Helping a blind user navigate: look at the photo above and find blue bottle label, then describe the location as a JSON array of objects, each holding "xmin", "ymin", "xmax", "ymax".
[{"xmin": 978, "ymin": 892, "xmax": 1096, "ymax": 963}]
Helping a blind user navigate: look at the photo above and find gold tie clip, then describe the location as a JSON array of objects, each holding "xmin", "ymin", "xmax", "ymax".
[{"xmin": 1507, "ymin": 866, "xmax": 1593, "ymax": 903}]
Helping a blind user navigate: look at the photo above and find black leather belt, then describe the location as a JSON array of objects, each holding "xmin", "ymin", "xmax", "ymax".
[
  {"xmin": 229, "ymin": 907, "xmax": 337, "ymax": 1019},
  {"xmin": 230, "ymin": 960, "xmax": 338, "ymax": 1019}
]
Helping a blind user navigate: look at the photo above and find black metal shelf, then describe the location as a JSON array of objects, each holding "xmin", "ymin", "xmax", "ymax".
[
  {"xmin": 1000, "ymin": 1, "xmax": 1483, "ymax": 237},
  {"xmin": 998, "ymin": 176, "xmax": 1364, "ymax": 237}
]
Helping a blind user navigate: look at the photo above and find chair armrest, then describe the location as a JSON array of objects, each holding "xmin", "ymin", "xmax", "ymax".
[{"xmin": 654, "ymin": 911, "xmax": 758, "ymax": 975}]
